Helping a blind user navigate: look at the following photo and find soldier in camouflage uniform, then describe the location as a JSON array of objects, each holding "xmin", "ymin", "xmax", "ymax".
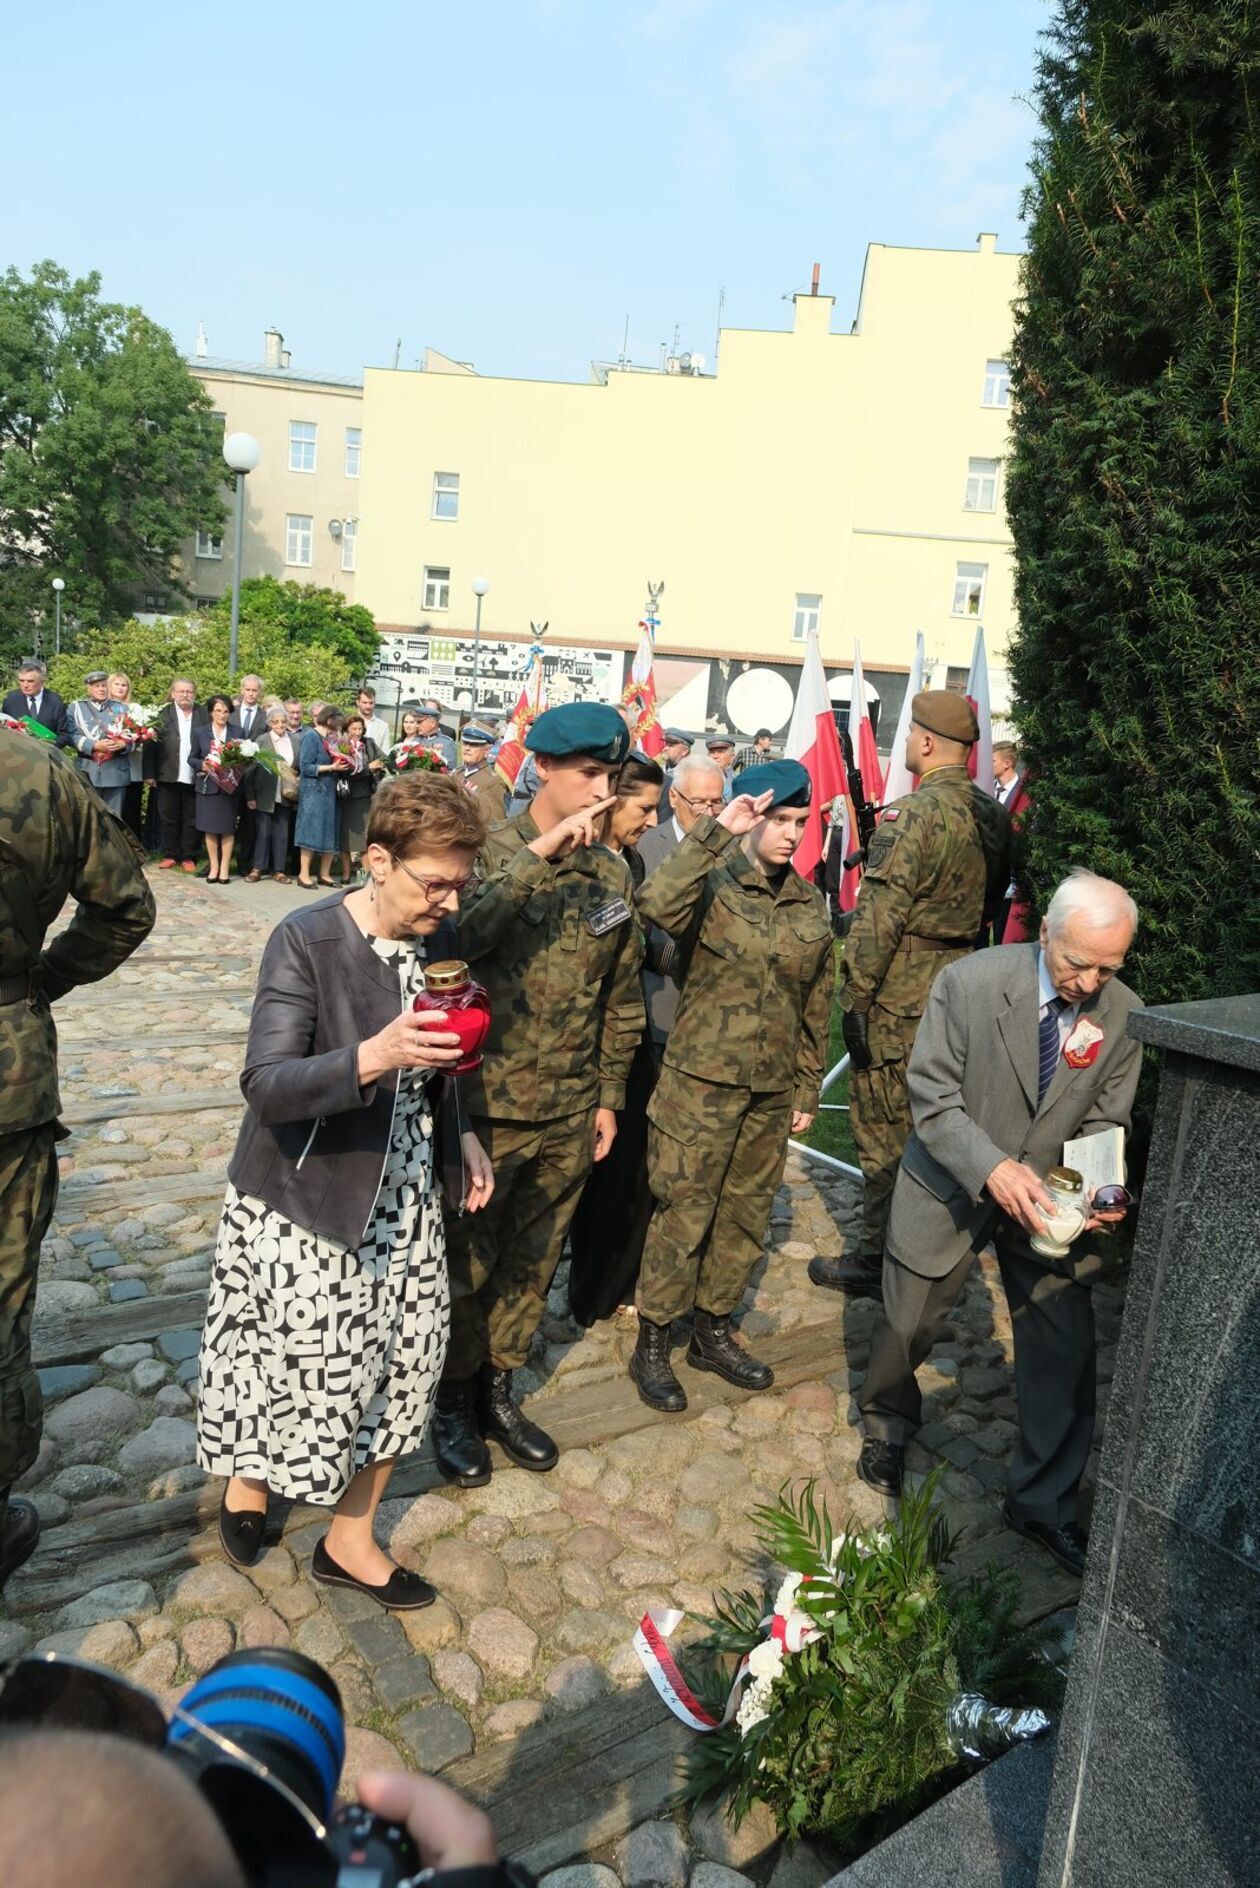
[
  {"xmin": 434, "ymin": 703, "xmax": 644, "ymax": 1484},
  {"xmin": 0, "ymin": 724, "xmax": 155, "ymax": 1584},
  {"xmin": 629, "ymin": 760, "xmax": 834, "ymax": 1412},
  {"xmin": 810, "ymin": 691, "xmax": 1010, "ymax": 1301},
  {"xmin": 458, "ymin": 725, "xmax": 508, "ymax": 824}
]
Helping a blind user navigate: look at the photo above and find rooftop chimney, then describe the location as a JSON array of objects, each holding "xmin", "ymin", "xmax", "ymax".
[
  {"xmin": 263, "ymin": 328, "xmax": 285, "ymax": 370},
  {"xmin": 810, "ymin": 262, "xmax": 820, "ymax": 296}
]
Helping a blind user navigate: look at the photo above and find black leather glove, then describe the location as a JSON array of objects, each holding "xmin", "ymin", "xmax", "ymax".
[{"xmin": 841, "ymin": 1008, "xmax": 873, "ymax": 1072}]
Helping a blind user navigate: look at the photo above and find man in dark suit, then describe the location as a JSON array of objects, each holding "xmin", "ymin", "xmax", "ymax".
[
  {"xmin": 152, "ymin": 678, "xmax": 208, "ymax": 871},
  {"xmin": 232, "ymin": 674, "xmax": 266, "ymax": 870},
  {"xmin": 637, "ymin": 753, "xmax": 727, "ymax": 1050},
  {"xmin": 856, "ymin": 868, "xmax": 1142, "ymax": 1576},
  {"xmin": 4, "ymin": 660, "xmax": 68, "ymax": 744},
  {"xmin": 655, "ymin": 727, "xmax": 694, "ymax": 820},
  {"xmin": 993, "ymin": 742, "xmax": 1032, "ymax": 944}
]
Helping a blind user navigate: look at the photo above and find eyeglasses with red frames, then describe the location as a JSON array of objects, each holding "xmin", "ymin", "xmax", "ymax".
[{"xmin": 388, "ymin": 853, "xmax": 474, "ymax": 900}]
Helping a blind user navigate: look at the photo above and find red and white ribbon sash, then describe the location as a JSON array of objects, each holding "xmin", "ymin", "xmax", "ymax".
[{"xmin": 635, "ymin": 1602, "xmax": 823, "ymax": 1735}]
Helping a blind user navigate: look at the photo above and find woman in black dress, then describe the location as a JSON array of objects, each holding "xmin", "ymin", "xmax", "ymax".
[
  {"xmin": 567, "ymin": 755, "xmax": 666, "ymax": 1326},
  {"xmin": 190, "ymin": 694, "xmax": 241, "ymax": 882}
]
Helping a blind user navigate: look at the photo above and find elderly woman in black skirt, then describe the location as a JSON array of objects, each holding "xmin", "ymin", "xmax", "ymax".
[{"xmin": 196, "ymin": 771, "xmax": 495, "ymax": 1609}]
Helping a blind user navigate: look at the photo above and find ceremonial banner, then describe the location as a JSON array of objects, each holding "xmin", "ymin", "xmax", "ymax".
[
  {"xmin": 495, "ymin": 645, "xmax": 547, "ymax": 789},
  {"xmin": 838, "ymin": 638, "xmax": 885, "ymax": 911},
  {"xmin": 881, "ymin": 631, "xmax": 925, "ymax": 805},
  {"xmin": 622, "ymin": 600, "xmax": 665, "ymax": 758},
  {"xmin": 784, "ymin": 627, "xmax": 846, "ymax": 879},
  {"xmin": 966, "ymin": 623, "xmax": 995, "ymax": 795}
]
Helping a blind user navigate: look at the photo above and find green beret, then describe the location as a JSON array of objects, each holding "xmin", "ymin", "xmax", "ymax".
[
  {"xmin": 737, "ymin": 758, "xmax": 813, "ymax": 809},
  {"xmin": 525, "ymin": 702, "xmax": 630, "ymax": 765},
  {"xmin": 911, "ymin": 689, "xmax": 979, "ymax": 744}
]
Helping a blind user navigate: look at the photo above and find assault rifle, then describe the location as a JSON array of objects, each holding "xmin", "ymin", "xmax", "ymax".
[{"xmin": 838, "ymin": 726, "xmax": 879, "ymax": 869}]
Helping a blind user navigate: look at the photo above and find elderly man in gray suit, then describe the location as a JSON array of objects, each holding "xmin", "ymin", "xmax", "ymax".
[
  {"xmin": 856, "ymin": 869, "xmax": 1143, "ymax": 1577},
  {"xmin": 637, "ymin": 753, "xmax": 728, "ymax": 1048}
]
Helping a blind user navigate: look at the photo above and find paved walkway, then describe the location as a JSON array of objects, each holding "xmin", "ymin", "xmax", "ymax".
[{"xmin": 3, "ymin": 870, "xmax": 1124, "ymax": 1879}]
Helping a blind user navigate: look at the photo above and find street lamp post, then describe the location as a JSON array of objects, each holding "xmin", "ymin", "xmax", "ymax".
[
  {"xmin": 471, "ymin": 578, "xmax": 490, "ymax": 714},
  {"xmin": 222, "ymin": 433, "xmax": 261, "ymax": 682},
  {"xmin": 51, "ymin": 578, "xmax": 65, "ymax": 655}
]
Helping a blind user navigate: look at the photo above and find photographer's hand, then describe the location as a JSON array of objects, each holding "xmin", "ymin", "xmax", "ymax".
[{"xmin": 357, "ymin": 1771, "xmax": 499, "ymax": 1872}]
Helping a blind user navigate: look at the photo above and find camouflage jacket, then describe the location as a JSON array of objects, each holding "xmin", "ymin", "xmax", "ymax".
[
  {"xmin": 0, "ymin": 729, "xmax": 156, "ymax": 1132},
  {"xmin": 635, "ymin": 815, "xmax": 835, "ymax": 1112},
  {"xmin": 455, "ymin": 810, "xmax": 645, "ymax": 1121},
  {"xmin": 839, "ymin": 764, "xmax": 1011, "ymax": 1018},
  {"xmin": 461, "ymin": 763, "xmax": 508, "ymax": 825}
]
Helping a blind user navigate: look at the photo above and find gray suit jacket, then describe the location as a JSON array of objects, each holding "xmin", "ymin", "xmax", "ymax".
[
  {"xmin": 636, "ymin": 817, "xmax": 683, "ymax": 1044},
  {"xmin": 888, "ymin": 942, "xmax": 1142, "ymax": 1277}
]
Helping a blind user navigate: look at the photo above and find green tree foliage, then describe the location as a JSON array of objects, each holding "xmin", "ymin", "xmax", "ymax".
[
  {"xmin": 205, "ymin": 576, "xmax": 379, "ymax": 678},
  {"xmin": 1006, "ymin": 3, "xmax": 1260, "ymax": 1007},
  {"xmin": 0, "ymin": 262, "xmax": 227, "ymax": 668},
  {"xmin": 48, "ymin": 615, "xmax": 352, "ymax": 710}
]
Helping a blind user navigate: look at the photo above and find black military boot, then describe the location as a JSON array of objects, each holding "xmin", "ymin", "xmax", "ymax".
[
  {"xmin": 628, "ymin": 1319, "xmax": 687, "ymax": 1413},
  {"xmin": 477, "ymin": 1366, "xmax": 558, "ymax": 1472},
  {"xmin": 686, "ymin": 1309, "xmax": 774, "ymax": 1391},
  {"xmin": 0, "ymin": 1488, "xmax": 40, "ymax": 1587},
  {"xmin": 808, "ymin": 1254, "xmax": 883, "ymax": 1302},
  {"xmin": 432, "ymin": 1380, "xmax": 492, "ymax": 1488}
]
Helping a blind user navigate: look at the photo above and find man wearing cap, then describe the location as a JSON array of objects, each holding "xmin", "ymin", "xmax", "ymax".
[
  {"xmin": 628, "ymin": 760, "xmax": 834, "ymax": 1411},
  {"xmin": 434, "ymin": 702, "xmax": 645, "ymax": 1483},
  {"xmin": 704, "ymin": 731, "xmax": 737, "ymax": 801},
  {"xmin": 458, "ymin": 724, "xmax": 507, "ymax": 823},
  {"xmin": 416, "ymin": 701, "xmax": 458, "ymax": 771},
  {"xmin": 66, "ymin": 672, "xmax": 132, "ymax": 814},
  {"xmin": 657, "ymin": 727, "xmax": 694, "ymax": 818},
  {"xmin": 810, "ymin": 691, "xmax": 1010, "ymax": 1302}
]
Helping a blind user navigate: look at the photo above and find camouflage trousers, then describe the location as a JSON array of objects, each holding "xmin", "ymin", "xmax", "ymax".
[
  {"xmin": 0, "ymin": 1123, "xmax": 60, "ymax": 1489},
  {"xmin": 637, "ymin": 1068, "xmax": 793, "ymax": 1325},
  {"xmin": 444, "ymin": 1110, "xmax": 595, "ymax": 1378},
  {"xmin": 848, "ymin": 1005, "xmax": 922, "ymax": 1269}
]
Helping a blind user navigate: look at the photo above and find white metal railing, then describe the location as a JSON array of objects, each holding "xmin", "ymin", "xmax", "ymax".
[{"xmin": 788, "ymin": 1052, "xmax": 862, "ymax": 1179}]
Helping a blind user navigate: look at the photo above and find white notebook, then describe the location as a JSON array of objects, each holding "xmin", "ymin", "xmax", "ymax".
[{"xmin": 1063, "ymin": 1127, "xmax": 1125, "ymax": 1195}]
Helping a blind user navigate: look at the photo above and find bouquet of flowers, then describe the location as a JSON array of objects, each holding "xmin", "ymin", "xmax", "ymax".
[
  {"xmin": 641, "ymin": 1477, "xmax": 1064, "ymax": 1856},
  {"xmin": 383, "ymin": 741, "xmax": 447, "ymax": 775},
  {"xmin": 112, "ymin": 706, "xmax": 157, "ymax": 744},
  {"xmin": 323, "ymin": 734, "xmax": 360, "ymax": 770},
  {"xmin": 208, "ymin": 737, "xmax": 277, "ymax": 792},
  {"xmin": 1, "ymin": 714, "xmax": 58, "ymax": 742}
]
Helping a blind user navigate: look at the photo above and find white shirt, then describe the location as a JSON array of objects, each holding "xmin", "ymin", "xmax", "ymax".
[
  {"xmin": 362, "ymin": 714, "xmax": 390, "ymax": 749},
  {"xmin": 174, "ymin": 705, "xmax": 195, "ymax": 786},
  {"xmin": 996, "ymin": 774, "xmax": 1021, "ymax": 806},
  {"xmin": 1036, "ymin": 949, "xmax": 1080, "ymax": 1051},
  {"xmin": 270, "ymin": 732, "xmax": 294, "ymax": 766},
  {"xmin": 236, "ymin": 702, "xmax": 264, "ymax": 738},
  {"xmin": 671, "ymin": 815, "xmax": 685, "ymax": 843},
  {"xmin": 25, "ymin": 689, "xmax": 44, "ymax": 716}
]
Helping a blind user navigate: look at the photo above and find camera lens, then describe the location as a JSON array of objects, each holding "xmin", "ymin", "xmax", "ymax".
[{"xmin": 169, "ymin": 1646, "xmax": 345, "ymax": 1822}]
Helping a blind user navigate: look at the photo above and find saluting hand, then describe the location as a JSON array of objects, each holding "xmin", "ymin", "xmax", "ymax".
[
  {"xmin": 716, "ymin": 790, "xmax": 774, "ymax": 834},
  {"xmin": 529, "ymin": 796, "xmax": 617, "ymax": 860}
]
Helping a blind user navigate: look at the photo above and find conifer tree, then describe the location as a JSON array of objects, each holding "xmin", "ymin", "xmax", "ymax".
[{"xmin": 1007, "ymin": 2, "xmax": 1260, "ymax": 1006}]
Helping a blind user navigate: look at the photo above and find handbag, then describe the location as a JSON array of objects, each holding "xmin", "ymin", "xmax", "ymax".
[{"xmin": 278, "ymin": 760, "xmax": 299, "ymax": 805}]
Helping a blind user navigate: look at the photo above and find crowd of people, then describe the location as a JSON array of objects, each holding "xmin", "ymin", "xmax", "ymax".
[{"xmin": 1, "ymin": 671, "xmax": 1141, "ymax": 1627}]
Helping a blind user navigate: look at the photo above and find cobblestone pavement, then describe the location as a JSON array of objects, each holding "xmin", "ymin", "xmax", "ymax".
[{"xmin": 3, "ymin": 870, "xmax": 1125, "ymax": 1881}]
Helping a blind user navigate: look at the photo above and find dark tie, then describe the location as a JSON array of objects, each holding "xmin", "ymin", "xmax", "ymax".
[
  {"xmin": 1038, "ymin": 997, "xmax": 1068, "ymax": 1104},
  {"xmin": 27, "ymin": 697, "xmax": 36, "ymax": 715}
]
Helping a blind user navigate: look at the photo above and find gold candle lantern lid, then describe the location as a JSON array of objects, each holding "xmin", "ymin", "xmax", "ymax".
[
  {"xmin": 1045, "ymin": 1166, "xmax": 1084, "ymax": 1194},
  {"xmin": 423, "ymin": 959, "xmax": 471, "ymax": 991}
]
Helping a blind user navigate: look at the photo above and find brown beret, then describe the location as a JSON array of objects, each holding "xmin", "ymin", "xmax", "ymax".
[{"xmin": 911, "ymin": 689, "xmax": 979, "ymax": 744}]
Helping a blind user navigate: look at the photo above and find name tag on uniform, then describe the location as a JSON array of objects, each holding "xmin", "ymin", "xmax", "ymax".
[{"xmin": 586, "ymin": 898, "xmax": 632, "ymax": 936}]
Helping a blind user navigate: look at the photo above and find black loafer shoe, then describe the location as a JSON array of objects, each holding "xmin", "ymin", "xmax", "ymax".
[
  {"xmin": 218, "ymin": 1493, "xmax": 267, "ymax": 1568},
  {"xmin": 808, "ymin": 1255, "xmax": 883, "ymax": 1300},
  {"xmin": 310, "ymin": 1537, "xmax": 437, "ymax": 1611},
  {"xmin": 856, "ymin": 1436, "xmax": 905, "ymax": 1497},
  {"xmin": 0, "ymin": 1496, "xmax": 40, "ymax": 1587},
  {"xmin": 1002, "ymin": 1502, "xmax": 1088, "ymax": 1577}
]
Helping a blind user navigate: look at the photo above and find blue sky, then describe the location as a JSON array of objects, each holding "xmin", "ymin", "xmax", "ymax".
[{"xmin": 7, "ymin": 0, "xmax": 1048, "ymax": 383}]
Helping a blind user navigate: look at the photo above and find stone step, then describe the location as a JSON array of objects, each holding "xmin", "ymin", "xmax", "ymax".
[
  {"xmin": 54, "ymin": 1171, "xmax": 228, "ymax": 1216},
  {"xmin": 55, "ymin": 1029, "xmax": 250, "ymax": 1051},
  {"xmin": 34, "ymin": 1288, "xmax": 209, "ymax": 1368},
  {"xmin": 60, "ymin": 1091, "xmax": 241, "ymax": 1128},
  {"xmin": 59, "ymin": 982, "xmax": 256, "ymax": 1006}
]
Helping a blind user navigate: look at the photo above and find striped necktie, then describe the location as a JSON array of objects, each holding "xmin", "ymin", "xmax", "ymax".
[{"xmin": 1038, "ymin": 996, "xmax": 1069, "ymax": 1104}]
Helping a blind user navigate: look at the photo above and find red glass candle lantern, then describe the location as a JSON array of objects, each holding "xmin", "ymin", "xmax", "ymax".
[{"xmin": 413, "ymin": 959, "xmax": 491, "ymax": 1074}]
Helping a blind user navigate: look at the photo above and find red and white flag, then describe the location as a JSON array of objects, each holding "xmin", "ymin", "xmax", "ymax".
[
  {"xmin": 881, "ymin": 631, "xmax": 925, "ymax": 806},
  {"xmin": 622, "ymin": 614, "xmax": 665, "ymax": 758},
  {"xmin": 495, "ymin": 646, "xmax": 547, "ymax": 789},
  {"xmin": 836, "ymin": 639, "xmax": 886, "ymax": 911},
  {"xmin": 784, "ymin": 627, "xmax": 846, "ymax": 880},
  {"xmin": 966, "ymin": 623, "xmax": 994, "ymax": 795}
]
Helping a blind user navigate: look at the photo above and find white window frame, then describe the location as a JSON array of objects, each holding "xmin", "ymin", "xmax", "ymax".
[
  {"xmin": 422, "ymin": 565, "xmax": 451, "ymax": 612},
  {"xmin": 792, "ymin": 592, "xmax": 822, "ymax": 642},
  {"xmin": 345, "ymin": 427, "xmax": 362, "ymax": 477},
  {"xmin": 288, "ymin": 420, "xmax": 318, "ymax": 473},
  {"xmin": 963, "ymin": 456, "xmax": 1001, "ymax": 512},
  {"xmin": 194, "ymin": 531, "xmax": 223, "ymax": 559},
  {"xmin": 341, "ymin": 518, "xmax": 358, "ymax": 573},
  {"xmin": 432, "ymin": 471, "xmax": 460, "ymax": 521},
  {"xmin": 951, "ymin": 562, "xmax": 988, "ymax": 617},
  {"xmin": 981, "ymin": 359, "xmax": 1011, "ymax": 408},
  {"xmin": 286, "ymin": 513, "xmax": 314, "ymax": 567}
]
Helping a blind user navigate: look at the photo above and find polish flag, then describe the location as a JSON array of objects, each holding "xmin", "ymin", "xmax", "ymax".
[
  {"xmin": 495, "ymin": 647, "xmax": 547, "ymax": 789},
  {"xmin": 784, "ymin": 627, "xmax": 846, "ymax": 880},
  {"xmin": 966, "ymin": 623, "xmax": 995, "ymax": 794},
  {"xmin": 881, "ymin": 631, "xmax": 925, "ymax": 805},
  {"xmin": 622, "ymin": 617, "xmax": 665, "ymax": 758},
  {"xmin": 836, "ymin": 638, "xmax": 886, "ymax": 911}
]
